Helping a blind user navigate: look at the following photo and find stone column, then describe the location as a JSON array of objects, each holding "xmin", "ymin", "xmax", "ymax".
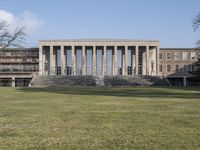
[
  {"xmin": 113, "ymin": 46, "xmax": 117, "ymax": 76},
  {"xmin": 93, "ymin": 46, "xmax": 97, "ymax": 76},
  {"xmin": 82, "ymin": 46, "xmax": 86, "ymax": 75},
  {"xmin": 12, "ymin": 77, "xmax": 15, "ymax": 87},
  {"xmin": 71, "ymin": 46, "xmax": 76, "ymax": 76},
  {"xmin": 132, "ymin": 48, "xmax": 135, "ymax": 76},
  {"xmin": 156, "ymin": 45, "xmax": 160, "ymax": 75},
  {"xmin": 142, "ymin": 48, "xmax": 146, "ymax": 75},
  {"xmin": 146, "ymin": 45, "xmax": 149, "ymax": 75},
  {"xmin": 102, "ymin": 46, "xmax": 107, "ymax": 76},
  {"xmin": 42, "ymin": 48, "xmax": 47, "ymax": 75},
  {"xmin": 50, "ymin": 45, "xmax": 55, "ymax": 75},
  {"xmin": 61, "ymin": 45, "xmax": 66, "ymax": 75},
  {"xmin": 112, "ymin": 46, "xmax": 115, "ymax": 76},
  {"xmin": 123, "ymin": 46, "xmax": 128, "ymax": 76},
  {"xmin": 135, "ymin": 45, "xmax": 139, "ymax": 76},
  {"xmin": 150, "ymin": 47, "xmax": 156, "ymax": 76},
  {"xmin": 39, "ymin": 45, "xmax": 43, "ymax": 75},
  {"xmin": 122, "ymin": 47, "xmax": 125, "ymax": 75}
]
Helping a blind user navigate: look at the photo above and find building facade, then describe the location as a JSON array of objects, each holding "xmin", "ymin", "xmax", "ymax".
[
  {"xmin": 159, "ymin": 48, "xmax": 200, "ymax": 86},
  {"xmin": 0, "ymin": 39, "xmax": 200, "ymax": 87},
  {"xmin": 39, "ymin": 39, "xmax": 160, "ymax": 77},
  {"xmin": 0, "ymin": 48, "xmax": 39, "ymax": 87}
]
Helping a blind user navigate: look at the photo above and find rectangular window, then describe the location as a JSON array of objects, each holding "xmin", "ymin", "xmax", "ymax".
[
  {"xmin": 96, "ymin": 49, "xmax": 102, "ymax": 76},
  {"xmin": 86, "ymin": 49, "xmax": 93, "ymax": 75},
  {"xmin": 166, "ymin": 53, "xmax": 171, "ymax": 60},
  {"xmin": 76, "ymin": 49, "xmax": 82, "ymax": 75},
  {"xmin": 182, "ymin": 52, "xmax": 189, "ymax": 60},
  {"xmin": 159, "ymin": 65, "xmax": 163, "ymax": 73},
  {"xmin": 66, "ymin": 49, "xmax": 72, "ymax": 75},
  {"xmin": 127, "ymin": 49, "xmax": 132, "ymax": 75},
  {"xmin": 159, "ymin": 53, "xmax": 163, "ymax": 60},
  {"xmin": 106, "ymin": 49, "xmax": 113, "ymax": 76},
  {"xmin": 191, "ymin": 52, "xmax": 197, "ymax": 60},
  {"xmin": 167, "ymin": 65, "xmax": 171, "ymax": 72},
  {"xmin": 174, "ymin": 52, "xmax": 180, "ymax": 60},
  {"xmin": 117, "ymin": 48, "xmax": 122, "ymax": 75},
  {"xmin": 175, "ymin": 65, "xmax": 179, "ymax": 71}
]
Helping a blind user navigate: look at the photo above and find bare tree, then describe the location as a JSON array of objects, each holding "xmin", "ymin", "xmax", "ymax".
[
  {"xmin": 193, "ymin": 12, "xmax": 200, "ymax": 47},
  {"xmin": 0, "ymin": 20, "xmax": 26, "ymax": 49}
]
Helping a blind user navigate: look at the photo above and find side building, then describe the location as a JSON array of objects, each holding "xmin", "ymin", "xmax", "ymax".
[
  {"xmin": 0, "ymin": 48, "xmax": 39, "ymax": 87},
  {"xmin": 159, "ymin": 48, "xmax": 200, "ymax": 86}
]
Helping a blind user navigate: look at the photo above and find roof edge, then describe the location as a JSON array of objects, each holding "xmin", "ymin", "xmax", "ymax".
[{"xmin": 39, "ymin": 39, "xmax": 160, "ymax": 43}]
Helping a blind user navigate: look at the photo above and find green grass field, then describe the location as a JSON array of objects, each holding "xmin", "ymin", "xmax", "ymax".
[{"xmin": 0, "ymin": 87, "xmax": 200, "ymax": 150}]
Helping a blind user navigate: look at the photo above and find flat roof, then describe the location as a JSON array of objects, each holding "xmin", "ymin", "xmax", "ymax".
[
  {"xmin": 160, "ymin": 48, "xmax": 200, "ymax": 50},
  {"xmin": 39, "ymin": 39, "xmax": 160, "ymax": 43},
  {"xmin": 0, "ymin": 48, "xmax": 39, "ymax": 50}
]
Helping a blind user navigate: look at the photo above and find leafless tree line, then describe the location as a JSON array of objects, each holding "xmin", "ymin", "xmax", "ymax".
[
  {"xmin": 193, "ymin": 12, "xmax": 200, "ymax": 47},
  {"xmin": 0, "ymin": 20, "xmax": 26, "ymax": 49}
]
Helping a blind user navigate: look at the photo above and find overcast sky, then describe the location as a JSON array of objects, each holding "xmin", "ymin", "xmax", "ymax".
[{"xmin": 0, "ymin": 0, "xmax": 199, "ymax": 48}]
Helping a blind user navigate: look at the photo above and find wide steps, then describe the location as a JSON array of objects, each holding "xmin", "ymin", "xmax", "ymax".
[{"xmin": 30, "ymin": 75, "xmax": 169, "ymax": 87}]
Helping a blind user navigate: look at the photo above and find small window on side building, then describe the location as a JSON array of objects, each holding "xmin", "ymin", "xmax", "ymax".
[
  {"xmin": 167, "ymin": 65, "xmax": 171, "ymax": 72},
  {"xmin": 159, "ymin": 53, "xmax": 163, "ymax": 60},
  {"xmin": 174, "ymin": 52, "xmax": 180, "ymax": 60},
  {"xmin": 166, "ymin": 53, "xmax": 171, "ymax": 60},
  {"xmin": 182, "ymin": 52, "xmax": 189, "ymax": 60},
  {"xmin": 159, "ymin": 65, "xmax": 163, "ymax": 73}
]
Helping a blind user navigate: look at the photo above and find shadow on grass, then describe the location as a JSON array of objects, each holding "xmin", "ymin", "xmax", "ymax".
[{"xmin": 17, "ymin": 86, "xmax": 200, "ymax": 99}]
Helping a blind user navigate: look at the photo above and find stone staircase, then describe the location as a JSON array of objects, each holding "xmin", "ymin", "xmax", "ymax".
[
  {"xmin": 95, "ymin": 76, "xmax": 105, "ymax": 86},
  {"xmin": 104, "ymin": 75, "xmax": 170, "ymax": 86},
  {"xmin": 30, "ymin": 75, "xmax": 96, "ymax": 87},
  {"xmin": 30, "ymin": 75, "xmax": 169, "ymax": 87}
]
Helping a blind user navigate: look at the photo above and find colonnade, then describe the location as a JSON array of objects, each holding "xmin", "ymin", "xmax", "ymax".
[{"xmin": 39, "ymin": 40, "xmax": 160, "ymax": 76}]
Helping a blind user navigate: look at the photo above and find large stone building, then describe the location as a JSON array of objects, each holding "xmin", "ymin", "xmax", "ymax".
[
  {"xmin": 39, "ymin": 39, "xmax": 160, "ymax": 76},
  {"xmin": 0, "ymin": 39, "xmax": 200, "ymax": 87}
]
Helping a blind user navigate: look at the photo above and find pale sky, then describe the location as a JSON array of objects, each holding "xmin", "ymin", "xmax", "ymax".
[{"xmin": 0, "ymin": 0, "xmax": 200, "ymax": 48}]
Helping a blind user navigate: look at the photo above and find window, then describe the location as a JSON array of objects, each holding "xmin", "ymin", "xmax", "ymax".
[
  {"xmin": 56, "ymin": 66, "xmax": 61, "ymax": 75},
  {"xmin": 166, "ymin": 53, "xmax": 171, "ymax": 60},
  {"xmin": 182, "ymin": 52, "xmax": 189, "ymax": 60},
  {"xmin": 159, "ymin": 53, "xmax": 163, "ymax": 60},
  {"xmin": 167, "ymin": 65, "xmax": 171, "ymax": 72},
  {"xmin": 174, "ymin": 52, "xmax": 180, "ymax": 60},
  {"xmin": 191, "ymin": 52, "xmax": 197, "ymax": 60},
  {"xmin": 175, "ymin": 65, "xmax": 179, "ymax": 71},
  {"xmin": 159, "ymin": 65, "xmax": 163, "ymax": 73},
  {"xmin": 128, "ymin": 66, "xmax": 132, "ymax": 75},
  {"xmin": 66, "ymin": 49, "xmax": 72, "ymax": 75}
]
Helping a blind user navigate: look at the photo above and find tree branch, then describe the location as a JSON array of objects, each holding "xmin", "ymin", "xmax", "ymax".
[
  {"xmin": 0, "ymin": 20, "xmax": 26, "ymax": 49},
  {"xmin": 193, "ymin": 12, "xmax": 200, "ymax": 31}
]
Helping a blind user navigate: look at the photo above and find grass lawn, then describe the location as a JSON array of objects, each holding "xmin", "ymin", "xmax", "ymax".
[{"xmin": 0, "ymin": 86, "xmax": 200, "ymax": 150}]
